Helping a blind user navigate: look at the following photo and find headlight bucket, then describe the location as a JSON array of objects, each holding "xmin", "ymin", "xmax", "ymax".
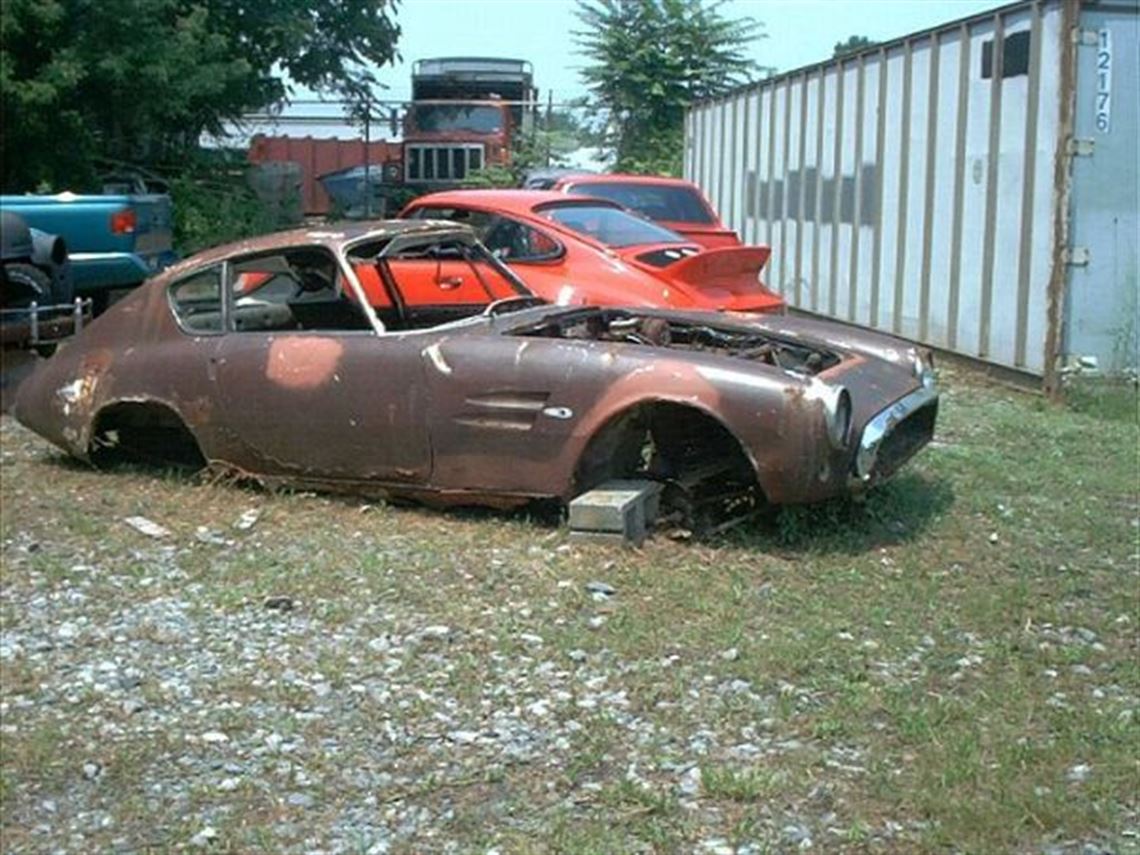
[
  {"xmin": 822, "ymin": 385, "xmax": 853, "ymax": 450},
  {"xmin": 912, "ymin": 348, "xmax": 937, "ymax": 390}
]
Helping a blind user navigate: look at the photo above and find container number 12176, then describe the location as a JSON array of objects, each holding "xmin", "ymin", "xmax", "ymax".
[{"xmin": 1096, "ymin": 29, "xmax": 1112, "ymax": 133}]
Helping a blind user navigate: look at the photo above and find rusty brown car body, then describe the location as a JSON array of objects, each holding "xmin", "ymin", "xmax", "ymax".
[{"xmin": 12, "ymin": 221, "xmax": 939, "ymax": 523}]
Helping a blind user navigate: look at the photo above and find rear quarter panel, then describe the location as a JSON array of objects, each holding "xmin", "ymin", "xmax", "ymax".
[{"xmin": 12, "ymin": 276, "xmax": 227, "ymax": 461}]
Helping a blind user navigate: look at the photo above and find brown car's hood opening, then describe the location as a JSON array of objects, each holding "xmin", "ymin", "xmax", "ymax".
[{"xmin": 510, "ymin": 307, "xmax": 841, "ymax": 376}]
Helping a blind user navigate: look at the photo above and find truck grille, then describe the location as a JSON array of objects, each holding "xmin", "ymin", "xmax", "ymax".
[{"xmin": 406, "ymin": 145, "xmax": 484, "ymax": 182}]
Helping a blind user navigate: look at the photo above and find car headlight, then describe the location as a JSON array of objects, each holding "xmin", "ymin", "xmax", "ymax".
[
  {"xmin": 912, "ymin": 348, "xmax": 937, "ymax": 390},
  {"xmin": 822, "ymin": 385, "xmax": 853, "ymax": 450}
]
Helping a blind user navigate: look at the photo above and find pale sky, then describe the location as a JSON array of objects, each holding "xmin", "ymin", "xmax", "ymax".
[
  {"xmin": 372, "ymin": 0, "xmax": 1011, "ymax": 103},
  {"xmin": 241, "ymin": 0, "xmax": 1012, "ymax": 142}
]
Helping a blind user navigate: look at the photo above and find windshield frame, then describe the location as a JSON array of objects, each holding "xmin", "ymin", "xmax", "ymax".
[
  {"xmin": 410, "ymin": 103, "xmax": 505, "ymax": 134},
  {"xmin": 339, "ymin": 226, "xmax": 537, "ymax": 335}
]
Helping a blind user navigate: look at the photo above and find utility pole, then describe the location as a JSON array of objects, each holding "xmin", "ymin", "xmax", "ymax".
[
  {"xmin": 363, "ymin": 94, "xmax": 373, "ymax": 219},
  {"xmin": 545, "ymin": 89, "xmax": 553, "ymax": 167}
]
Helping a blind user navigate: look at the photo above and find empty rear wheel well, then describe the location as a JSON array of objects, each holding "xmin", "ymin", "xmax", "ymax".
[{"xmin": 89, "ymin": 401, "xmax": 205, "ymax": 469}]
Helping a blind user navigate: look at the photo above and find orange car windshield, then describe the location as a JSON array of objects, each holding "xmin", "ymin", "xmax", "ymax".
[{"xmin": 541, "ymin": 204, "xmax": 688, "ymax": 248}]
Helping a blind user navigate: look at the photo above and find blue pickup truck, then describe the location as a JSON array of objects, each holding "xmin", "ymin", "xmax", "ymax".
[{"xmin": 0, "ymin": 190, "xmax": 176, "ymax": 311}]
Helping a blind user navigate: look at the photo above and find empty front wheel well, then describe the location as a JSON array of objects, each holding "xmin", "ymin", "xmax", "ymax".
[
  {"xmin": 573, "ymin": 400, "xmax": 763, "ymax": 499},
  {"xmin": 89, "ymin": 401, "xmax": 205, "ymax": 470}
]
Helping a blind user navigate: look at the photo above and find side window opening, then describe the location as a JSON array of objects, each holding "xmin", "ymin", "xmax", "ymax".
[
  {"xmin": 348, "ymin": 237, "xmax": 527, "ymax": 332},
  {"xmin": 170, "ymin": 265, "xmax": 224, "ymax": 333},
  {"xmin": 981, "ymin": 30, "xmax": 1030, "ymax": 79},
  {"xmin": 481, "ymin": 218, "xmax": 562, "ymax": 262},
  {"xmin": 406, "ymin": 206, "xmax": 495, "ymax": 241},
  {"xmin": 228, "ymin": 247, "xmax": 370, "ymax": 333}
]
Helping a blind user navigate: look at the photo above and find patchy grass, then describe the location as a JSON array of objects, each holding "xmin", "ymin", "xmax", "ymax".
[
  {"xmin": 0, "ymin": 364, "xmax": 1137, "ymax": 853},
  {"xmin": 1063, "ymin": 376, "xmax": 1138, "ymax": 424}
]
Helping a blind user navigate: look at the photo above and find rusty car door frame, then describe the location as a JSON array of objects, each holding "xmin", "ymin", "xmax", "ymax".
[{"xmin": 211, "ymin": 242, "xmax": 433, "ymax": 483}]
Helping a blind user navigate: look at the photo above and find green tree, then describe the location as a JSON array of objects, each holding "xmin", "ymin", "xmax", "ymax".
[
  {"xmin": 574, "ymin": 0, "xmax": 762, "ymax": 175},
  {"xmin": 833, "ymin": 35, "xmax": 877, "ymax": 58},
  {"xmin": 523, "ymin": 103, "xmax": 596, "ymax": 170},
  {"xmin": 0, "ymin": 0, "xmax": 401, "ymax": 191}
]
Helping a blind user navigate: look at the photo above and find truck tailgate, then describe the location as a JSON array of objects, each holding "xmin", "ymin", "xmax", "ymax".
[
  {"xmin": 1, "ymin": 193, "xmax": 176, "ymax": 292},
  {"xmin": 130, "ymin": 194, "xmax": 174, "ymax": 256}
]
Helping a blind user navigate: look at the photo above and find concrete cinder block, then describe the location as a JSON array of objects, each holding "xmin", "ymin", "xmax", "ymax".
[{"xmin": 568, "ymin": 480, "xmax": 663, "ymax": 546}]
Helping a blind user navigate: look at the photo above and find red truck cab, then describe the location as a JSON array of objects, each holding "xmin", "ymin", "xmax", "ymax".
[
  {"xmin": 404, "ymin": 99, "xmax": 512, "ymax": 184},
  {"xmin": 403, "ymin": 58, "xmax": 535, "ymax": 186}
]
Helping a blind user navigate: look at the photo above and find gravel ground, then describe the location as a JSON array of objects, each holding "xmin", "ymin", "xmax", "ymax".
[
  {"xmin": 2, "ymin": 371, "xmax": 1138, "ymax": 853},
  {"xmin": 2, "ymin": 526, "xmax": 886, "ymax": 853}
]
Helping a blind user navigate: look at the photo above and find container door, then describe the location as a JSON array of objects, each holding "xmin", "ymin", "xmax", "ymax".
[{"xmin": 1066, "ymin": 5, "xmax": 1139, "ymax": 373}]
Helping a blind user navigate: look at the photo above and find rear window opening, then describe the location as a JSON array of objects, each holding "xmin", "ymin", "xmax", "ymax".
[
  {"xmin": 538, "ymin": 203, "xmax": 688, "ymax": 248},
  {"xmin": 512, "ymin": 308, "xmax": 840, "ymax": 375}
]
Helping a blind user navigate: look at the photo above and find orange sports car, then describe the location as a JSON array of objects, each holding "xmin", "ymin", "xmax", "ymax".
[{"xmin": 399, "ymin": 189, "xmax": 782, "ymax": 314}]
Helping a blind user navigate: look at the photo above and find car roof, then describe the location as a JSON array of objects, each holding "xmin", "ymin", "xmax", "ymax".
[
  {"xmin": 408, "ymin": 189, "xmax": 623, "ymax": 216},
  {"xmin": 159, "ymin": 220, "xmax": 469, "ymax": 277},
  {"xmin": 554, "ymin": 173, "xmax": 703, "ymax": 189}
]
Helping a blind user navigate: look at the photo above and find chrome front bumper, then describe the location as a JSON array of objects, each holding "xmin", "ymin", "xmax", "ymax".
[
  {"xmin": 852, "ymin": 385, "xmax": 939, "ymax": 485},
  {"xmin": 0, "ymin": 298, "xmax": 93, "ymax": 349}
]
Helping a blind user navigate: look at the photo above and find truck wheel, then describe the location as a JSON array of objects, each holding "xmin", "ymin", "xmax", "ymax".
[
  {"xmin": 4, "ymin": 263, "xmax": 60, "ymax": 356},
  {"xmin": 2, "ymin": 263, "xmax": 52, "ymax": 309}
]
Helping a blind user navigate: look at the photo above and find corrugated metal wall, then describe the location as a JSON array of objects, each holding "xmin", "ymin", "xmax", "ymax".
[{"xmin": 686, "ymin": 1, "xmax": 1067, "ymax": 376}]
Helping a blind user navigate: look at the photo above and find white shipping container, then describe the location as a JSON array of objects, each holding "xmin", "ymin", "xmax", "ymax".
[{"xmin": 685, "ymin": 0, "xmax": 1138, "ymax": 390}]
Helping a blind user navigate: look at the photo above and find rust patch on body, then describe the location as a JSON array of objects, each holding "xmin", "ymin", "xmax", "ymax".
[
  {"xmin": 266, "ymin": 338, "xmax": 344, "ymax": 390},
  {"xmin": 79, "ymin": 349, "xmax": 114, "ymax": 375},
  {"xmin": 56, "ymin": 347, "xmax": 116, "ymax": 419},
  {"xmin": 180, "ymin": 395, "xmax": 214, "ymax": 428}
]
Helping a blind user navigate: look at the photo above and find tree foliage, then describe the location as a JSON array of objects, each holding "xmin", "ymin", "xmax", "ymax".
[
  {"xmin": 833, "ymin": 35, "xmax": 877, "ymax": 58},
  {"xmin": 171, "ymin": 152, "xmax": 281, "ymax": 254},
  {"xmin": 0, "ymin": 0, "xmax": 401, "ymax": 191},
  {"xmin": 574, "ymin": 0, "xmax": 762, "ymax": 175}
]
